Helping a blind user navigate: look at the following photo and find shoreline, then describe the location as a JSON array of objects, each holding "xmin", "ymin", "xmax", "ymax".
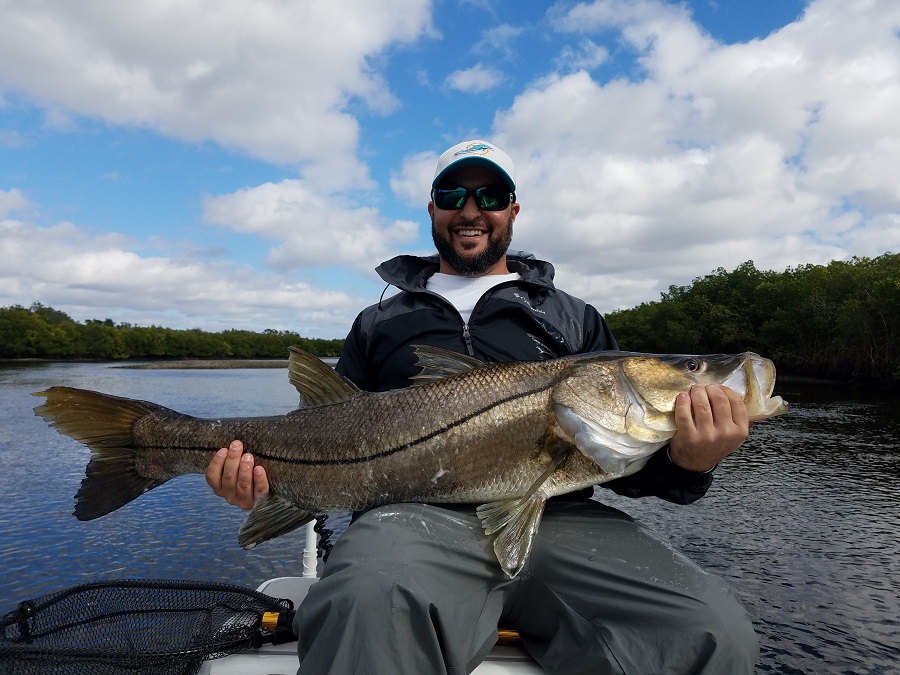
[
  {"xmin": 120, "ymin": 359, "xmax": 291, "ymax": 369},
  {"xmin": 0, "ymin": 358, "xmax": 886, "ymax": 387}
]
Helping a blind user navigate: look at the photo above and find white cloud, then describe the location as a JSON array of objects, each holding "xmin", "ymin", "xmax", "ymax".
[
  {"xmin": 202, "ymin": 180, "xmax": 420, "ymax": 272},
  {"xmin": 390, "ymin": 150, "xmax": 439, "ymax": 208},
  {"xmin": 473, "ymin": 24, "xmax": 524, "ymax": 59},
  {"xmin": 0, "ymin": 188, "xmax": 28, "ymax": 217},
  {"xmin": 489, "ymin": 0, "xmax": 900, "ymax": 311},
  {"xmin": 2, "ymin": 0, "xmax": 898, "ymax": 335},
  {"xmin": 0, "ymin": 129, "xmax": 26, "ymax": 148},
  {"xmin": 0, "ymin": 0, "xmax": 434, "ymax": 190},
  {"xmin": 555, "ymin": 39, "xmax": 609, "ymax": 72},
  {"xmin": 0, "ymin": 216, "xmax": 362, "ymax": 336},
  {"xmin": 445, "ymin": 64, "xmax": 504, "ymax": 93}
]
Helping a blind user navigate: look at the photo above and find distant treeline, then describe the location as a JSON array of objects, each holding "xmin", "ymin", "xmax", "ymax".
[
  {"xmin": 606, "ymin": 253, "xmax": 899, "ymax": 387},
  {"xmin": 3, "ymin": 253, "xmax": 898, "ymax": 385},
  {"xmin": 0, "ymin": 304, "xmax": 344, "ymax": 361}
]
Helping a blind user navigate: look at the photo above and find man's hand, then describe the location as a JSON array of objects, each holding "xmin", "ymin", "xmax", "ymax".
[
  {"xmin": 668, "ymin": 384, "xmax": 750, "ymax": 473},
  {"xmin": 205, "ymin": 440, "xmax": 269, "ymax": 510}
]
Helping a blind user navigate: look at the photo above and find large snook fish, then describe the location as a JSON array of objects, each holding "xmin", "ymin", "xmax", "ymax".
[{"xmin": 34, "ymin": 346, "xmax": 787, "ymax": 577}]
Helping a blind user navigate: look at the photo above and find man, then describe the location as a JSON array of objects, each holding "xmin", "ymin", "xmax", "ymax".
[{"xmin": 207, "ymin": 140, "xmax": 759, "ymax": 674}]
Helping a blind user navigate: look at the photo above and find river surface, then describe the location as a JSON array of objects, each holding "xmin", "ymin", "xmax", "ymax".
[{"xmin": 0, "ymin": 361, "xmax": 897, "ymax": 674}]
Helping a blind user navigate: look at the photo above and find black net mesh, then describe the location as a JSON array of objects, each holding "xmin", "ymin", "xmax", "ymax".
[{"xmin": 0, "ymin": 579, "xmax": 294, "ymax": 675}]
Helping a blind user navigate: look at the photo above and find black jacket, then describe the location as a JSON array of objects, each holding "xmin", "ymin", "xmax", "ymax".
[{"xmin": 335, "ymin": 252, "xmax": 713, "ymax": 504}]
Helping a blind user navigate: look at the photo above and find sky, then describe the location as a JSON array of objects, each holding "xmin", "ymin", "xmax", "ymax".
[{"xmin": 1, "ymin": 0, "xmax": 898, "ymax": 339}]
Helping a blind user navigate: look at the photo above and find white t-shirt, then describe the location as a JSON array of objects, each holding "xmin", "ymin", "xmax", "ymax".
[{"xmin": 426, "ymin": 272, "xmax": 521, "ymax": 324}]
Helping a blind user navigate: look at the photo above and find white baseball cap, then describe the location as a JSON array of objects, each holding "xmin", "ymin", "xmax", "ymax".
[{"xmin": 432, "ymin": 140, "xmax": 516, "ymax": 191}]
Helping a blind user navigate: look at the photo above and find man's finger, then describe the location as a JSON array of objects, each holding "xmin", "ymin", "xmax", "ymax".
[
  {"xmin": 719, "ymin": 385, "xmax": 750, "ymax": 429},
  {"xmin": 220, "ymin": 440, "xmax": 244, "ymax": 487},
  {"xmin": 253, "ymin": 465, "xmax": 270, "ymax": 499},
  {"xmin": 673, "ymin": 390, "xmax": 696, "ymax": 433},
  {"xmin": 205, "ymin": 447, "xmax": 228, "ymax": 492},
  {"xmin": 235, "ymin": 453, "xmax": 256, "ymax": 509}
]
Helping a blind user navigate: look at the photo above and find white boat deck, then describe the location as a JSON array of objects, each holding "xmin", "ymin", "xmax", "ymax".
[{"xmin": 199, "ymin": 576, "xmax": 543, "ymax": 674}]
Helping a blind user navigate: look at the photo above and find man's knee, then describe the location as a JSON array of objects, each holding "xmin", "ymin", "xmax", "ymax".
[
  {"xmin": 681, "ymin": 586, "xmax": 759, "ymax": 672},
  {"xmin": 715, "ymin": 599, "xmax": 759, "ymax": 666}
]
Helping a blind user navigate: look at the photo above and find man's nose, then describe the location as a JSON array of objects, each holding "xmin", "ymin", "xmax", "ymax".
[{"xmin": 460, "ymin": 193, "xmax": 481, "ymax": 216}]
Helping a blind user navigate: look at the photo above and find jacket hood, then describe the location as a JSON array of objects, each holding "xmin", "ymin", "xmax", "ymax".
[{"xmin": 375, "ymin": 251, "xmax": 557, "ymax": 294}]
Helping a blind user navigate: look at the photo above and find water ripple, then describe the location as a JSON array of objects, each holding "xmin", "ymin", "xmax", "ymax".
[{"xmin": 1, "ymin": 365, "xmax": 898, "ymax": 673}]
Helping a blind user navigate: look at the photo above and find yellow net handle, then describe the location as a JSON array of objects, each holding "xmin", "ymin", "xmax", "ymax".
[
  {"xmin": 496, "ymin": 628, "xmax": 521, "ymax": 645},
  {"xmin": 262, "ymin": 613, "xmax": 522, "ymax": 645}
]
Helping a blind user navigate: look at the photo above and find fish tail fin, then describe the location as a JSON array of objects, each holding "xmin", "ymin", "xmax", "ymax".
[{"xmin": 34, "ymin": 386, "xmax": 170, "ymax": 520}]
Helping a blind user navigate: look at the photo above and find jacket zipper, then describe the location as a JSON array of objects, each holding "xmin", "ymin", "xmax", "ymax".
[
  {"xmin": 462, "ymin": 324, "xmax": 474, "ymax": 356},
  {"xmin": 461, "ymin": 283, "xmax": 518, "ymax": 356},
  {"xmin": 424, "ymin": 281, "xmax": 520, "ymax": 358}
]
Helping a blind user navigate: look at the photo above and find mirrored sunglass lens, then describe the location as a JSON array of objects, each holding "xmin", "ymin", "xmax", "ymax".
[
  {"xmin": 475, "ymin": 187, "xmax": 508, "ymax": 210},
  {"xmin": 435, "ymin": 188, "xmax": 467, "ymax": 209}
]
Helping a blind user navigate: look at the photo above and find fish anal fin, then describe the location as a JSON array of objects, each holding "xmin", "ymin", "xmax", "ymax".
[
  {"xmin": 409, "ymin": 345, "xmax": 485, "ymax": 386},
  {"xmin": 477, "ymin": 493, "xmax": 548, "ymax": 578},
  {"xmin": 287, "ymin": 346, "xmax": 361, "ymax": 406},
  {"xmin": 238, "ymin": 493, "xmax": 316, "ymax": 549}
]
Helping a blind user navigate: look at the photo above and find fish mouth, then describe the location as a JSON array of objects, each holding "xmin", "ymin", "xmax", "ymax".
[{"xmin": 721, "ymin": 355, "xmax": 788, "ymax": 420}]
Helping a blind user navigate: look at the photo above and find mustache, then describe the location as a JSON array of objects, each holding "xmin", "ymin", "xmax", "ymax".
[{"xmin": 448, "ymin": 216, "xmax": 489, "ymax": 229}]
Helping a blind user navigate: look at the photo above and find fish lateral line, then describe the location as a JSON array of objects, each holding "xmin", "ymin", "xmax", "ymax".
[{"xmin": 250, "ymin": 383, "xmax": 555, "ymax": 467}]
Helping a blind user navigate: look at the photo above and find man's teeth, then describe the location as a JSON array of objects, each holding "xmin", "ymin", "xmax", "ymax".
[{"xmin": 457, "ymin": 229, "xmax": 483, "ymax": 236}]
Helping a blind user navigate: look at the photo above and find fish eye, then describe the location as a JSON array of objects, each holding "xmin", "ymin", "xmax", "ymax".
[{"xmin": 684, "ymin": 359, "xmax": 700, "ymax": 372}]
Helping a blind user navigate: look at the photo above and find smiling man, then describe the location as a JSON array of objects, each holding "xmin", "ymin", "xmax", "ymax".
[
  {"xmin": 428, "ymin": 141, "xmax": 518, "ymax": 276},
  {"xmin": 207, "ymin": 140, "xmax": 758, "ymax": 674}
]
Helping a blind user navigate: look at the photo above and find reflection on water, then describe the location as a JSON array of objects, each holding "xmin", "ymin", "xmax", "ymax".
[{"xmin": 1, "ymin": 363, "xmax": 898, "ymax": 674}]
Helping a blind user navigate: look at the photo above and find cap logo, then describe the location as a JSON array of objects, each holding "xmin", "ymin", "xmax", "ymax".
[{"xmin": 454, "ymin": 142, "xmax": 495, "ymax": 157}]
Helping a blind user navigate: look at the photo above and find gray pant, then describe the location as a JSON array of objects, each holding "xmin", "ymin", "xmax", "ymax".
[{"xmin": 294, "ymin": 500, "xmax": 759, "ymax": 675}]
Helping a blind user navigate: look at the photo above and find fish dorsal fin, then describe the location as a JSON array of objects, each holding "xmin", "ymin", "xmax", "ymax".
[
  {"xmin": 288, "ymin": 346, "xmax": 361, "ymax": 406},
  {"xmin": 410, "ymin": 344, "xmax": 485, "ymax": 386}
]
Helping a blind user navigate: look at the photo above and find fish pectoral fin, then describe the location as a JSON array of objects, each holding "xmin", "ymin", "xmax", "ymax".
[
  {"xmin": 238, "ymin": 494, "xmax": 316, "ymax": 550},
  {"xmin": 409, "ymin": 345, "xmax": 485, "ymax": 385},
  {"xmin": 477, "ymin": 493, "xmax": 548, "ymax": 578},
  {"xmin": 288, "ymin": 346, "xmax": 361, "ymax": 406},
  {"xmin": 555, "ymin": 403, "xmax": 665, "ymax": 474}
]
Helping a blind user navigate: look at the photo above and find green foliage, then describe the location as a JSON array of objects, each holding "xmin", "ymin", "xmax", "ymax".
[
  {"xmin": 6, "ymin": 253, "xmax": 900, "ymax": 385},
  {"xmin": 606, "ymin": 254, "xmax": 900, "ymax": 386},
  {"xmin": 0, "ymin": 306, "xmax": 344, "ymax": 361}
]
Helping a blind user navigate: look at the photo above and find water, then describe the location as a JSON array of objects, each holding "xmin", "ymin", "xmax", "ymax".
[
  {"xmin": 0, "ymin": 363, "xmax": 897, "ymax": 674},
  {"xmin": 599, "ymin": 385, "xmax": 900, "ymax": 674}
]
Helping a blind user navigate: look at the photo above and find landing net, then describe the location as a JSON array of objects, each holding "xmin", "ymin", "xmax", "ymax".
[{"xmin": 0, "ymin": 578, "xmax": 295, "ymax": 675}]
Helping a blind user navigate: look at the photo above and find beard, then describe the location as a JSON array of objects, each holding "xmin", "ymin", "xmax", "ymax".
[{"xmin": 431, "ymin": 215, "xmax": 514, "ymax": 276}]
